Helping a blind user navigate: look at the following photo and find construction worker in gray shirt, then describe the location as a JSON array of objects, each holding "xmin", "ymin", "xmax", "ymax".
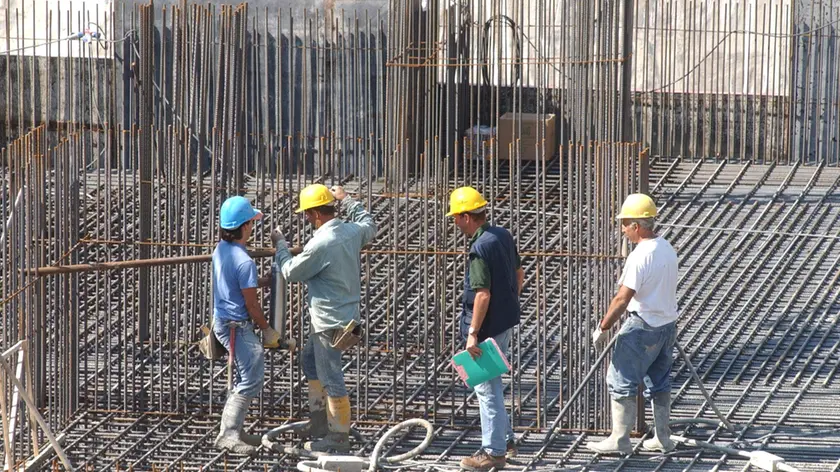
[
  {"xmin": 587, "ymin": 194, "xmax": 679, "ymax": 455},
  {"xmin": 272, "ymin": 184, "xmax": 376, "ymax": 453}
]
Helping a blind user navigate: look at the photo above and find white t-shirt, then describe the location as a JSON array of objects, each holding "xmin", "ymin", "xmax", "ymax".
[{"xmin": 619, "ymin": 236, "xmax": 679, "ymax": 327}]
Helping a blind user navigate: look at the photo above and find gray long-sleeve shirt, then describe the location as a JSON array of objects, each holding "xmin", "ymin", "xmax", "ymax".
[{"xmin": 273, "ymin": 197, "xmax": 377, "ymax": 333}]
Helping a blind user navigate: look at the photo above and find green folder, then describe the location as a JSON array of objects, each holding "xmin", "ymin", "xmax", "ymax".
[{"xmin": 451, "ymin": 338, "xmax": 511, "ymax": 388}]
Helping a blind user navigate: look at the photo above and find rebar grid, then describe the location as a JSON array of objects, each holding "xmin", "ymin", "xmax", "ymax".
[
  {"xmin": 11, "ymin": 159, "xmax": 840, "ymax": 472},
  {"xmin": 1, "ymin": 135, "xmax": 639, "ymax": 470}
]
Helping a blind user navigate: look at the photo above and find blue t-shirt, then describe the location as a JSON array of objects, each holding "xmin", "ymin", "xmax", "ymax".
[{"xmin": 212, "ymin": 241, "xmax": 258, "ymax": 323}]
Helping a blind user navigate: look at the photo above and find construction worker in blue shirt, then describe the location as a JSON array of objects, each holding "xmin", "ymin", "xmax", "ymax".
[
  {"xmin": 587, "ymin": 194, "xmax": 679, "ymax": 455},
  {"xmin": 448, "ymin": 186, "xmax": 524, "ymax": 472},
  {"xmin": 271, "ymin": 184, "xmax": 376, "ymax": 453},
  {"xmin": 212, "ymin": 196, "xmax": 282, "ymax": 456}
]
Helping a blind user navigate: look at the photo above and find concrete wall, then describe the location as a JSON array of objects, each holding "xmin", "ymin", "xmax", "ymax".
[
  {"xmin": 0, "ymin": 56, "xmax": 111, "ymax": 147},
  {"xmin": 634, "ymin": 93, "xmax": 791, "ymax": 161},
  {"xmin": 118, "ymin": 0, "xmax": 388, "ymax": 35},
  {"xmin": 791, "ymin": 0, "xmax": 840, "ymax": 163},
  {"xmin": 3, "ymin": 1, "xmax": 839, "ymax": 164},
  {"xmin": 0, "ymin": 0, "xmax": 388, "ymax": 59},
  {"xmin": 438, "ymin": 0, "xmax": 795, "ymax": 95},
  {"xmin": 0, "ymin": 0, "xmax": 111, "ymax": 57},
  {"xmin": 634, "ymin": 0, "xmax": 793, "ymax": 95}
]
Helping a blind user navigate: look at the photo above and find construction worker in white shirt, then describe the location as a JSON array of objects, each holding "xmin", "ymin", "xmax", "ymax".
[{"xmin": 587, "ymin": 193, "xmax": 679, "ymax": 455}]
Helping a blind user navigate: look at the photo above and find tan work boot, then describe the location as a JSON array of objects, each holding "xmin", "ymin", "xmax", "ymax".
[
  {"xmin": 460, "ymin": 449, "xmax": 506, "ymax": 471},
  {"xmin": 214, "ymin": 393, "xmax": 258, "ymax": 456},
  {"xmin": 642, "ymin": 391, "xmax": 675, "ymax": 452},
  {"xmin": 296, "ymin": 381, "xmax": 329, "ymax": 439},
  {"xmin": 585, "ymin": 397, "xmax": 637, "ymax": 455},
  {"xmin": 304, "ymin": 396, "xmax": 351, "ymax": 453}
]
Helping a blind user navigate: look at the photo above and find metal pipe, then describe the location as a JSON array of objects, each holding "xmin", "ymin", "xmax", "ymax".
[{"xmin": 22, "ymin": 249, "xmax": 277, "ymax": 275}]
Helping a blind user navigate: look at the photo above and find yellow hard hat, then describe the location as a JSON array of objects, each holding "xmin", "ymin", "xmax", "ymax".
[
  {"xmin": 446, "ymin": 186, "xmax": 488, "ymax": 217},
  {"xmin": 616, "ymin": 193, "xmax": 657, "ymax": 220},
  {"xmin": 296, "ymin": 184, "xmax": 335, "ymax": 213}
]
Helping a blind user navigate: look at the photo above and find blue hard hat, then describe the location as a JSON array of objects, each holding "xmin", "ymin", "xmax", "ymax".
[{"xmin": 219, "ymin": 196, "xmax": 263, "ymax": 230}]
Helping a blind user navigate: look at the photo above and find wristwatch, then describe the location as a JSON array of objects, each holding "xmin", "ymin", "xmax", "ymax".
[{"xmin": 468, "ymin": 326, "xmax": 477, "ymax": 336}]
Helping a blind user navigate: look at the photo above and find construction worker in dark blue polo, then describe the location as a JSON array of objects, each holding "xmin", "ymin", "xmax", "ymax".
[{"xmin": 448, "ymin": 186, "xmax": 525, "ymax": 472}]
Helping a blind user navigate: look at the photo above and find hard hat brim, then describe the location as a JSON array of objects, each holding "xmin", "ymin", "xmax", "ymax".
[
  {"xmin": 220, "ymin": 208, "xmax": 263, "ymax": 229},
  {"xmin": 296, "ymin": 200, "xmax": 335, "ymax": 213},
  {"xmin": 615, "ymin": 213, "xmax": 656, "ymax": 220},
  {"xmin": 446, "ymin": 203, "xmax": 486, "ymax": 217}
]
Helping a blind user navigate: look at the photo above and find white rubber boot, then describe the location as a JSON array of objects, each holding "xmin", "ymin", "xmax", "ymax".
[
  {"xmin": 586, "ymin": 397, "xmax": 636, "ymax": 455},
  {"xmin": 642, "ymin": 391, "xmax": 675, "ymax": 452}
]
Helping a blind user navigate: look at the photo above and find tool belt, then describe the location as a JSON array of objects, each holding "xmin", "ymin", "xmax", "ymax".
[
  {"xmin": 330, "ymin": 320, "xmax": 363, "ymax": 352},
  {"xmin": 198, "ymin": 324, "xmax": 227, "ymax": 360}
]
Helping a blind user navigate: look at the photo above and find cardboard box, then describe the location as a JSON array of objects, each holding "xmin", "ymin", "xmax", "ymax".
[{"xmin": 496, "ymin": 112, "xmax": 556, "ymax": 160}]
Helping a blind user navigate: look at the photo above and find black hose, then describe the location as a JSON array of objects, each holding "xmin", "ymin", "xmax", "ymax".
[{"xmin": 481, "ymin": 15, "xmax": 522, "ymax": 87}]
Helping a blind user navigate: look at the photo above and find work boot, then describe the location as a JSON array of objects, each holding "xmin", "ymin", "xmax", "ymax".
[
  {"xmin": 305, "ymin": 396, "xmax": 351, "ymax": 453},
  {"xmin": 241, "ymin": 430, "xmax": 263, "ymax": 447},
  {"xmin": 297, "ymin": 410, "xmax": 329, "ymax": 439},
  {"xmin": 237, "ymin": 427, "xmax": 262, "ymax": 447},
  {"xmin": 642, "ymin": 391, "xmax": 675, "ymax": 453},
  {"xmin": 585, "ymin": 397, "xmax": 636, "ymax": 455},
  {"xmin": 460, "ymin": 449, "xmax": 506, "ymax": 471},
  {"xmin": 296, "ymin": 381, "xmax": 329, "ymax": 439},
  {"xmin": 214, "ymin": 393, "xmax": 259, "ymax": 455}
]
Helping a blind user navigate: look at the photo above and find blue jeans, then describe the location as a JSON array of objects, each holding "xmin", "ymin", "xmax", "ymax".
[
  {"xmin": 472, "ymin": 328, "xmax": 515, "ymax": 456},
  {"xmin": 214, "ymin": 319, "xmax": 265, "ymax": 398},
  {"xmin": 301, "ymin": 331, "xmax": 347, "ymax": 397},
  {"xmin": 607, "ymin": 314, "xmax": 676, "ymax": 400}
]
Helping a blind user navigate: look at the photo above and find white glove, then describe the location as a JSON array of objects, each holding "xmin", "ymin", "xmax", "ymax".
[
  {"xmin": 262, "ymin": 327, "xmax": 281, "ymax": 349},
  {"xmin": 592, "ymin": 327, "xmax": 609, "ymax": 348},
  {"xmin": 271, "ymin": 226, "xmax": 287, "ymax": 249},
  {"xmin": 330, "ymin": 185, "xmax": 347, "ymax": 201}
]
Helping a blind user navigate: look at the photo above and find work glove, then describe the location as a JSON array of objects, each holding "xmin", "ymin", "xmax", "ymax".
[
  {"xmin": 330, "ymin": 185, "xmax": 347, "ymax": 201},
  {"xmin": 262, "ymin": 327, "xmax": 281, "ymax": 349},
  {"xmin": 271, "ymin": 226, "xmax": 287, "ymax": 249},
  {"xmin": 592, "ymin": 326, "xmax": 609, "ymax": 350}
]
